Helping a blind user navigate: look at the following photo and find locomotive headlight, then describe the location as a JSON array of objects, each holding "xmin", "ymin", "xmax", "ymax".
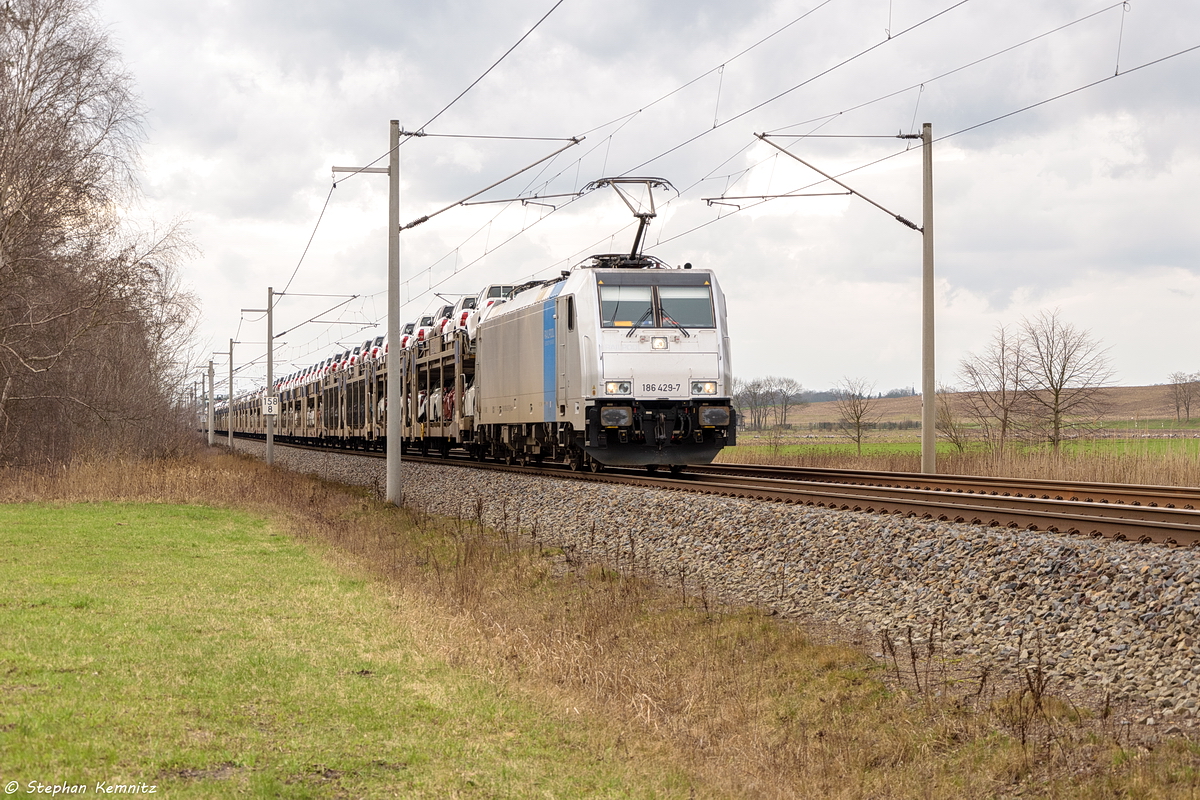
[
  {"xmin": 691, "ymin": 381, "xmax": 718, "ymax": 395},
  {"xmin": 699, "ymin": 405, "xmax": 731, "ymax": 427},
  {"xmin": 600, "ymin": 406, "xmax": 633, "ymax": 427},
  {"xmin": 604, "ymin": 381, "xmax": 631, "ymax": 395},
  {"xmin": 651, "ymin": 336, "xmax": 668, "ymax": 350}
]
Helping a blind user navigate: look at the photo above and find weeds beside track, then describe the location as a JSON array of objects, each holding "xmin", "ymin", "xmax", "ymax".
[{"xmin": 3, "ymin": 451, "xmax": 1200, "ymax": 798}]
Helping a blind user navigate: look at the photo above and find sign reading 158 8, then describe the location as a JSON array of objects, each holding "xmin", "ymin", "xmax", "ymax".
[{"xmin": 262, "ymin": 396, "xmax": 279, "ymax": 416}]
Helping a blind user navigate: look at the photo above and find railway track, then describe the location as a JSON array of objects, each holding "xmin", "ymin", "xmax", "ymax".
[{"xmin": 230, "ymin": 434, "xmax": 1200, "ymax": 546}]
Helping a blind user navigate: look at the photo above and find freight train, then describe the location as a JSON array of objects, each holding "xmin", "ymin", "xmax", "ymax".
[
  {"xmin": 217, "ymin": 179, "xmax": 737, "ymax": 471},
  {"xmin": 217, "ymin": 252, "xmax": 735, "ymax": 472}
]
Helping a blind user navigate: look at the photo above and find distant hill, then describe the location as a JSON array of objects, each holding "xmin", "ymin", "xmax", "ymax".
[{"xmin": 782, "ymin": 385, "xmax": 1188, "ymax": 426}]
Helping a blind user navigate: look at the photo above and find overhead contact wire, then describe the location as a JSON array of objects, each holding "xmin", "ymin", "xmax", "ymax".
[
  {"xmin": 401, "ymin": 0, "xmax": 844, "ymax": 300},
  {"xmin": 649, "ymin": 41, "xmax": 1200, "ymax": 250},
  {"xmin": 266, "ymin": 0, "xmax": 567, "ymax": 364},
  {"xmin": 765, "ymin": 1, "xmax": 1128, "ymax": 135},
  {"xmin": 623, "ymin": 0, "xmax": 975, "ymax": 175}
]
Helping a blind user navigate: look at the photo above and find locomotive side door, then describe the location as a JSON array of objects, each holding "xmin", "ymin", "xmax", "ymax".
[{"xmin": 556, "ymin": 294, "xmax": 582, "ymax": 422}]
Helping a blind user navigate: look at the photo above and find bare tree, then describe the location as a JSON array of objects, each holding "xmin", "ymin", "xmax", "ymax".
[
  {"xmin": 958, "ymin": 312, "xmax": 1115, "ymax": 453},
  {"xmin": 1018, "ymin": 309, "xmax": 1115, "ymax": 451},
  {"xmin": 935, "ymin": 384, "xmax": 971, "ymax": 454},
  {"xmin": 1168, "ymin": 371, "xmax": 1199, "ymax": 423},
  {"xmin": 0, "ymin": 0, "xmax": 198, "ymax": 465},
  {"xmin": 733, "ymin": 377, "xmax": 771, "ymax": 431},
  {"xmin": 833, "ymin": 377, "xmax": 881, "ymax": 456},
  {"xmin": 958, "ymin": 324, "xmax": 1026, "ymax": 453},
  {"xmin": 765, "ymin": 375, "xmax": 805, "ymax": 429}
]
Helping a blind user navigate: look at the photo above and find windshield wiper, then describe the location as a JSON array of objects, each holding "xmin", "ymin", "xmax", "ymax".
[
  {"xmin": 626, "ymin": 307, "xmax": 654, "ymax": 336},
  {"xmin": 660, "ymin": 309, "xmax": 691, "ymax": 337}
]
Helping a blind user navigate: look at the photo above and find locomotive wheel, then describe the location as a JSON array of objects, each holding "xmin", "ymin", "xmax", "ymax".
[
  {"xmin": 439, "ymin": 440, "xmax": 450, "ymax": 459},
  {"xmin": 567, "ymin": 452, "xmax": 582, "ymax": 471}
]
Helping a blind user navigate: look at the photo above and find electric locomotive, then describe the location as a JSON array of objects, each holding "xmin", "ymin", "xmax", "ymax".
[{"xmin": 462, "ymin": 253, "xmax": 736, "ymax": 471}]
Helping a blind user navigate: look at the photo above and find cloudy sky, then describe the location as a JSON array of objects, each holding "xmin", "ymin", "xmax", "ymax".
[{"xmin": 94, "ymin": 0, "xmax": 1200, "ymax": 395}]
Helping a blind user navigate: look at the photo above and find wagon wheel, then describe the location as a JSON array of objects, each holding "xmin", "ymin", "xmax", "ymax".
[
  {"xmin": 645, "ymin": 464, "xmax": 659, "ymax": 474},
  {"xmin": 669, "ymin": 464, "xmax": 685, "ymax": 476},
  {"xmin": 587, "ymin": 457, "xmax": 603, "ymax": 473}
]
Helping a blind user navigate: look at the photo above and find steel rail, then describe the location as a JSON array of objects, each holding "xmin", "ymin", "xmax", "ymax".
[
  {"xmin": 666, "ymin": 471, "xmax": 1200, "ymax": 546},
  {"xmin": 224, "ymin": 434, "xmax": 1200, "ymax": 546},
  {"xmin": 392, "ymin": 451, "xmax": 1200, "ymax": 546},
  {"xmin": 689, "ymin": 464, "xmax": 1200, "ymax": 509}
]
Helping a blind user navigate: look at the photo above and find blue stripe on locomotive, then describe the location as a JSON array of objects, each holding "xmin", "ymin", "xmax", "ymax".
[{"xmin": 542, "ymin": 282, "xmax": 565, "ymax": 421}]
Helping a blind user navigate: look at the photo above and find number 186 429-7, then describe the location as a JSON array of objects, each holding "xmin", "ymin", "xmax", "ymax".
[{"xmin": 641, "ymin": 383, "xmax": 681, "ymax": 394}]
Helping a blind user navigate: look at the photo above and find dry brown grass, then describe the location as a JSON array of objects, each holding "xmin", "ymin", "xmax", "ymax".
[
  {"xmin": 722, "ymin": 445, "xmax": 1200, "ymax": 488},
  {"xmin": 789, "ymin": 384, "xmax": 1187, "ymax": 427},
  {"xmin": 4, "ymin": 451, "xmax": 1200, "ymax": 798},
  {"xmin": 734, "ymin": 383, "xmax": 1200, "ymax": 486}
]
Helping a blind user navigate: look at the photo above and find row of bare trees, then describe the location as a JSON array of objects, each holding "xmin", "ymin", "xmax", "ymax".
[
  {"xmin": 1, "ymin": 0, "xmax": 198, "ymax": 466},
  {"xmin": 734, "ymin": 374, "xmax": 887, "ymax": 455},
  {"xmin": 1168, "ymin": 372, "xmax": 1200, "ymax": 423},
  {"xmin": 943, "ymin": 310, "xmax": 1115, "ymax": 453},
  {"xmin": 733, "ymin": 376, "xmax": 805, "ymax": 431}
]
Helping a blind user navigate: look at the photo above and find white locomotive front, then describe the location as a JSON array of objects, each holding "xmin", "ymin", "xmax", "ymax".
[{"xmin": 473, "ymin": 253, "xmax": 736, "ymax": 471}]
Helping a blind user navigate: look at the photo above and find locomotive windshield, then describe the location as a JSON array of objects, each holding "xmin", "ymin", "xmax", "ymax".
[
  {"xmin": 659, "ymin": 286, "xmax": 715, "ymax": 328},
  {"xmin": 600, "ymin": 286, "xmax": 653, "ymax": 327},
  {"xmin": 599, "ymin": 283, "xmax": 714, "ymax": 329}
]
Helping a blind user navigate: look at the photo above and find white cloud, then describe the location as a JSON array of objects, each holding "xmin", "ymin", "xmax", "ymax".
[{"xmin": 95, "ymin": 0, "xmax": 1200, "ymax": 390}]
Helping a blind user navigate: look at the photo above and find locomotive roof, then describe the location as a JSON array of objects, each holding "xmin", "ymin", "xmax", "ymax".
[{"xmin": 578, "ymin": 253, "xmax": 683, "ymax": 270}]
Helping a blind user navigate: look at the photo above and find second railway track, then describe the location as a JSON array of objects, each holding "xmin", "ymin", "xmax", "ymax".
[{"xmin": 249, "ymin": 434, "xmax": 1200, "ymax": 547}]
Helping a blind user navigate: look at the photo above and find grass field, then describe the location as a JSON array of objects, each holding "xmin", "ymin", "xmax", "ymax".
[
  {"xmin": 725, "ymin": 428, "xmax": 1200, "ymax": 486},
  {"xmin": 737, "ymin": 384, "xmax": 1200, "ymax": 485},
  {"xmin": 0, "ymin": 502, "xmax": 685, "ymax": 797},
  {"xmin": 3, "ymin": 454, "xmax": 1200, "ymax": 798}
]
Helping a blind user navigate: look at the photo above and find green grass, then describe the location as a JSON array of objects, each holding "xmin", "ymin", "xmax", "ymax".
[
  {"xmin": 0, "ymin": 503, "xmax": 683, "ymax": 798},
  {"xmin": 1106, "ymin": 417, "xmax": 1200, "ymax": 430},
  {"xmin": 1057, "ymin": 437, "xmax": 1200, "ymax": 458},
  {"xmin": 733, "ymin": 439, "xmax": 961, "ymax": 458}
]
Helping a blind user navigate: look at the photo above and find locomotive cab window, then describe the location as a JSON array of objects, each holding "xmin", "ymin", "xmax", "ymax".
[
  {"xmin": 600, "ymin": 286, "xmax": 653, "ymax": 328},
  {"xmin": 659, "ymin": 286, "xmax": 715, "ymax": 328},
  {"xmin": 599, "ymin": 283, "xmax": 715, "ymax": 329}
]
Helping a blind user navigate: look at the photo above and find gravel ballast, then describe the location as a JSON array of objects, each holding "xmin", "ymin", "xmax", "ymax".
[{"xmin": 235, "ymin": 440, "xmax": 1200, "ymax": 731}]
